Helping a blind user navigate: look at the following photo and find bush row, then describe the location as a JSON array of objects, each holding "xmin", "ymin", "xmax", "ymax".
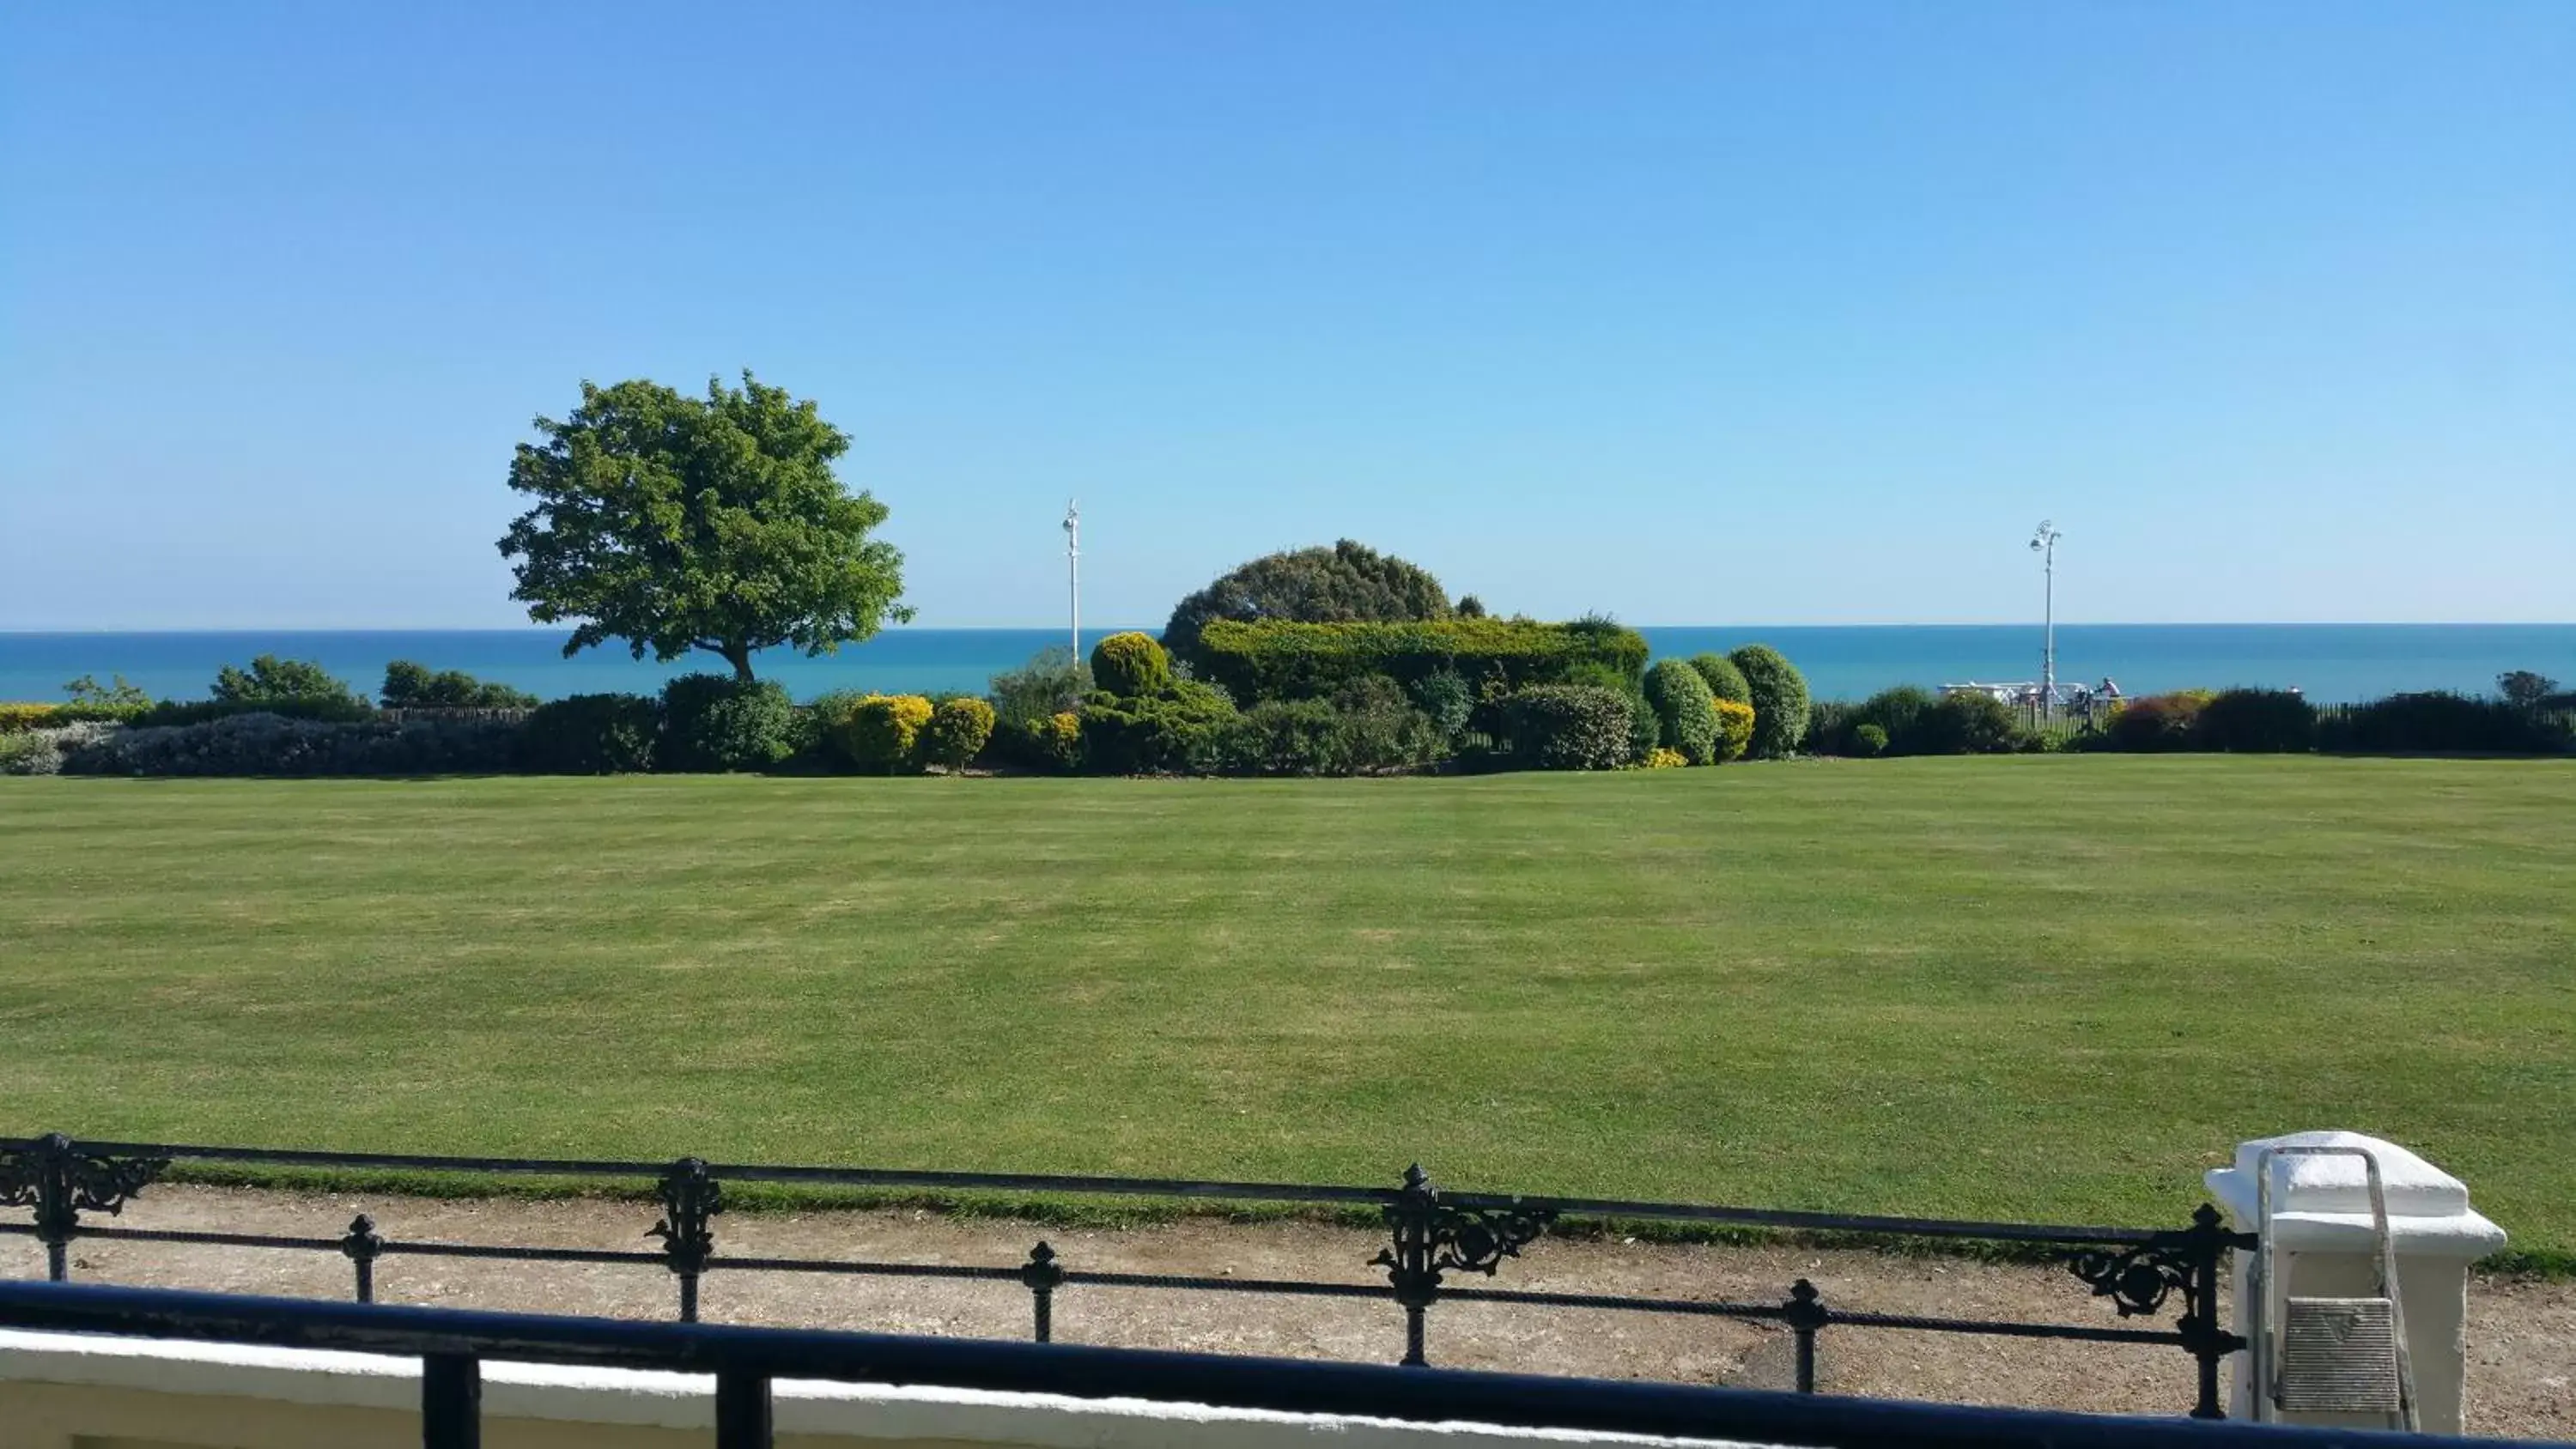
[
  {"xmin": 1191, "ymin": 618, "xmax": 1651, "ymax": 703},
  {"xmin": 15, "ymin": 635, "xmax": 1824, "ymax": 779},
  {"xmin": 1807, "ymin": 684, "xmax": 2575, "ymax": 758}
]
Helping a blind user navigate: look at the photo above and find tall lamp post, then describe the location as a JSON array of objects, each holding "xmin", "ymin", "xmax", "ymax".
[
  {"xmin": 1062, "ymin": 499, "xmax": 1081, "ymax": 661},
  {"xmin": 2030, "ymin": 520, "xmax": 2062, "ymax": 721}
]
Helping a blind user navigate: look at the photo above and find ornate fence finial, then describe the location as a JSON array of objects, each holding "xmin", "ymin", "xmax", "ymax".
[{"xmin": 648, "ymin": 1156, "xmax": 722, "ymax": 1321}]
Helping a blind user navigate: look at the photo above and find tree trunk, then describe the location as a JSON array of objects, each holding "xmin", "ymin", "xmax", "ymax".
[{"xmin": 720, "ymin": 643, "xmax": 755, "ymax": 682}]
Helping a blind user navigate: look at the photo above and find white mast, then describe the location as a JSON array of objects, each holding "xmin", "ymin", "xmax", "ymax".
[
  {"xmin": 2030, "ymin": 519, "xmax": 2062, "ymax": 720},
  {"xmin": 1062, "ymin": 499, "xmax": 1081, "ymax": 660}
]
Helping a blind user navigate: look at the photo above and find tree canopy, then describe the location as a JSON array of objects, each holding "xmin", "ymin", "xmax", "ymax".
[
  {"xmin": 497, "ymin": 373, "xmax": 912, "ymax": 681},
  {"xmin": 211, "ymin": 655, "xmax": 367, "ymax": 709},
  {"xmin": 1161, "ymin": 540, "xmax": 1451, "ymax": 670}
]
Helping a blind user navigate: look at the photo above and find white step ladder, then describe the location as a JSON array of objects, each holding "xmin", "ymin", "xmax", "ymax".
[{"xmin": 2248, "ymin": 1143, "xmax": 2417, "ymax": 1429}]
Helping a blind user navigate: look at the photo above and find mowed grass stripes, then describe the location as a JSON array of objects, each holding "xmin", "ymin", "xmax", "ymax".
[{"xmin": 2, "ymin": 757, "xmax": 2569, "ymax": 1250}]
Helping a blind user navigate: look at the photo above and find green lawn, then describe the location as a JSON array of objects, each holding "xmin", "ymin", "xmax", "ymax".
[{"xmin": 3, "ymin": 759, "xmax": 2570, "ymax": 1253}]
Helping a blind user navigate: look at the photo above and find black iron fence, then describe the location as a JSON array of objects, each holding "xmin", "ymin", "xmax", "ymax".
[
  {"xmin": 1, "ymin": 1132, "xmax": 2252, "ymax": 1419},
  {"xmin": 12, "ymin": 1281, "xmax": 2547, "ymax": 1449}
]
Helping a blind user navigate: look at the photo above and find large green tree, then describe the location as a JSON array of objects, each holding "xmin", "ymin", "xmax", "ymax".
[
  {"xmin": 1161, "ymin": 540, "xmax": 1451, "ymax": 670},
  {"xmin": 498, "ymin": 373, "xmax": 912, "ymax": 682}
]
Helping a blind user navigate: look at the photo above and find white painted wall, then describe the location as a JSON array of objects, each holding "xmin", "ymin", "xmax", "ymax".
[{"xmin": 0, "ymin": 1329, "xmax": 1775, "ymax": 1449}]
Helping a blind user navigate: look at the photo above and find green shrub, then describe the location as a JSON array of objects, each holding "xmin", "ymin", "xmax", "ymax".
[
  {"xmin": 1089, "ymin": 632, "xmax": 1174, "ymax": 697},
  {"xmin": 0, "ymin": 704, "xmax": 63, "ymax": 734},
  {"xmin": 1327, "ymin": 676, "xmax": 1446, "ymax": 772},
  {"xmin": 381, "ymin": 660, "xmax": 539, "ymax": 710},
  {"xmin": 1911, "ymin": 692, "xmax": 2020, "ymax": 755},
  {"xmin": 1194, "ymin": 618, "xmax": 1649, "ymax": 704},
  {"xmin": 1502, "ymin": 685, "xmax": 1633, "ymax": 771},
  {"xmin": 137, "ymin": 697, "xmax": 377, "ymax": 727},
  {"xmin": 2100, "ymin": 691, "xmax": 2210, "ymax": 751},
  {"xmin": 832, "ymin": 694, "xmax": 934, "ymax": 772},
  {"xmin": 2192, "ymin": 689, "xmax": 2318, "ymax": 753},
  {"xmin": 1078, "ymin": 680, "xmax": 1236, "ymax": 774},
  {"xmin": 62, "ymin": 713, "xmax": 522, "ymax": 777},
  {"xmin": 1852, "ymin": 722, "xmax": 1890, "ymax": 757},
  {"xmin": 210, "ymin": 655, "xmax": 370, "ymax": 712},
  {"xmin": 1643, "ymin": 659, "xmax": 1721, "ymax": 764},
  {"xmin": 1212, "ymin": 699, "xmax": 1347, "ymax": 776},
  {"xmin": 657, "ymin": 674, "xmax": 799, "ymax": 772},
  {"xmin": 1711, "ymin": 699, "xmax": 1754, "ymax": 762},
  {"xmin": 2334, "ymin": 692, "xmax": 2571, "ymax": 755},
  {"xmin": 920, "ymin": 697, "xmax": 997, "ymax": 771},
  {"xmin": 2, "ymin": 724, "xmax": 121, "ymax": 774},
  {"xmin": 519, "ymin": 694, "xmax": 660, "ymax": 773},
  {"xmin": 987, "ymin": 647, "xmax": 1091, "ymax": 725},
  {"xmin": 1853, "ymin": 686, "xmax": 1937, "ymax": 754},
  {"xmin": 1687, "ymin": 653, "xmax": 1751, "ymax": 706},
  {"xmin": 1728, "ymin": 645, "xmax": 1810, "ymax": 758},
  {"xmin": 1407, "ymin": 670, "xmax": 1475, "ymax": 741}
]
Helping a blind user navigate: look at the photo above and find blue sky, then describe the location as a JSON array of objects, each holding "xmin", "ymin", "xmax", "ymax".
[{"xmin": 3, "ymin": 3, "xmax": 2570, "ymax": 629}]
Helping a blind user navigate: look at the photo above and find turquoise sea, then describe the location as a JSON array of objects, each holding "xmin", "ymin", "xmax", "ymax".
[{"xmin": 3, "ymin": 625, "xmax": 2570, "ymax": 706}]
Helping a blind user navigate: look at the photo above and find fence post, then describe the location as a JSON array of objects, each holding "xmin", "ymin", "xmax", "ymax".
[
  {"xmin": 1782, "ymin": 1278, "xmax": 1827, "ymax": 1393},
  {"xmin": 649, "ymin": 1157, "xmax": 722, "ymax": 1323},
  {"xmin": 1021, "ymin": 1241, "xmax": 1064, "ymax": 1342},
  {"xmin": 341, "ymin": 1214, "xmax": 385, "ymax": 1302},
  {"xmin": 2206, "ymin": 1131, "xmax": 2506, "ymax": 1433},
  {"xmin": 422, "ymin": 1353, "xmax": 481, "ymax": 1449},
  {"xmin": 715, "ymin": 1367, "xmax": 773, "ymax": 1449},
  {"xmin": 1376, "ymin": 1164, "xmax": 1443, "ymax": 1367}
]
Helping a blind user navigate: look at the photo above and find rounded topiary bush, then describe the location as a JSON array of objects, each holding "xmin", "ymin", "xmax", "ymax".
[
  {"xmin": 520, "ymin": 693, "xmax": 662, "ymax": 774},
  {"xmin": 1502, "ymin": 684, "xmax": 1633, "ymax": 771},
  {"xmin": 835, "ymin": 694, "xmax": 935, "ymax": 772},
  {"xmin": 1727, "ymin": 645, "xmax": 1810, "ymax": 758},
  {"xmin": 920, "ymin": 696, "xmax": 998, "ymax": 771},
  {"xmin": 1710, "ymin": 698, "xmax": 1754, "ymax": 762},
  {"xmin": 1643, "ymin": 658, "xmax": 1721, "ymax": 764},
  {"xmin": 659, "ymin": 675, "xmax": 799, "ymax": 772},
  {"xmin": 1687, "ymin": 652, "xmax": 1751, "ymax": 706},
  {"xmin": 1090, "ymin": 632, "xmax": 1174, "ymax": 697},
  {"xmin": 1852, "ymin": 722, "xmax": 1890, "ymax": 757}
]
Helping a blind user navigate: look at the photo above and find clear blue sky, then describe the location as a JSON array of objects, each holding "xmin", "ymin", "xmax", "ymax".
[{"xmin": 3, "ymin": 3, "xmax": 2570, "ymax": 630}]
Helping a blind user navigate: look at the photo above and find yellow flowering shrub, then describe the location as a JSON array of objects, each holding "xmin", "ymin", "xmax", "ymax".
[
  {"xmin": 0, "ymin": 704, "xmax": 63, "ymax": 734},
  {"xmin": 831, "ymin": 693, "xmax": 935, "ymax": 773},
  {"xmin": 1711, "ymin": 699, "xmax": 1755, "ymax": 762},
  {"xmin": 1643, "ymin": 747, "xmax": 1689, "ymax": 769}
]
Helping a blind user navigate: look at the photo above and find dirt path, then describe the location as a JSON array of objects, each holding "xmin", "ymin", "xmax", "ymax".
[{"xmin": 7, "ymin": 1186, "xmax": 2569, "ymax": 1438}]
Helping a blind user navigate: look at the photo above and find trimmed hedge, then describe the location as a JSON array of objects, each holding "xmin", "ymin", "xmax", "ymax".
[
  {"xmin": 658, "ymin": 675, "xmax": 799, "ymax": 773},
  {"xmin": 1643, "ymin": 658, "xmax": 1721, "ymax": 764},
  {"xmin": 1687, "ymin": 653, "xmax": 1752, "ymax": 706},
  {"xmin": 1503, "ymin": 685, "xmax": 1634, "ymax": 771},
  {"xmin": 59, "ymin": 713, "xmax": 522, "ymax": 777},
  {"xmin": 2332, "ymin": 692, "xmax": 2571, "ymax": 754},
  {"xmin": 1194, "ymin": 618, "xmax": 1649, "ymax": 705},
  {"xmin": 520, "ymin": 694, "xmax": 660, "ymax": 773},
  {"xmin": 136, "ymin": 696, "xmax": 377, "ymax": 727},
  {"xmin": 1728, "ymin": 645, "xmax": 1810, "ymax": 758},
  {"xmin": 1912, "ymin": 692, "xmax": 2020, "ymax": 755},
  {"xmin": 1089, "ymin": 632, "xmax": 1174, "ymax": 697}
]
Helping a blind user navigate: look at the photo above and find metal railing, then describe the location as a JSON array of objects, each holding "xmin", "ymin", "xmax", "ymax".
[
  {"xmin": 2, "ymin": 1131, "xmax": 2251, "ymax": 1417},
  {"xmin": 4, "ymin": 1281, "xmax": 2556, "ymax": 1449}
]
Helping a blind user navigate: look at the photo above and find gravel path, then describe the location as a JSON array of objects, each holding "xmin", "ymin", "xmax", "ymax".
[{"xmin": 7, "ymin": 1186, "xmax": 2568, "ymax": 1438}]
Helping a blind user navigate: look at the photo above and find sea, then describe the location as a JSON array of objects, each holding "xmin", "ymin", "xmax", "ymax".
[{"xmin": 3, "ymin": 624, "xmax": 2570, "ymax": 706}]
